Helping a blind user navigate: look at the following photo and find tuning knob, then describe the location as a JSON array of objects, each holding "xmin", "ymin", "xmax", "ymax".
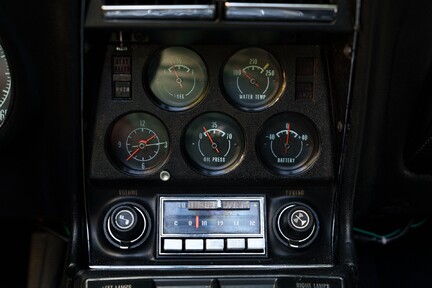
[
  {"xmin": 104, "ymin": 202, "xmax": 151, "ymax": 249},
  {"xmin": 275, "ymin": 202, "xmax": 319, "ymax": 248}
]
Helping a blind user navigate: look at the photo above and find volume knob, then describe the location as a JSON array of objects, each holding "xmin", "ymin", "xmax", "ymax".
[
  {"xmin": 276, "ymin": 203, "xmax": 319, "ymax": 248},
  {"xmin": 104, "ymin": 202, "xmax": 151, "ymax": 249}
]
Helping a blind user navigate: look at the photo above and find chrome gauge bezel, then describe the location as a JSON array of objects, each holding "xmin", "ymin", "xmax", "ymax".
[
  {"xmin": 256, "ymin": 112, "xmax": 321, "ymax": 176},
  {"xmin": 221, "ymin": 47, "xmax": 285, "ymax": 112},
  {"xmin": 145, "ymin": 46, "xmax": 209, "ymax": 112},
  {"xmin": 182, "ymin": 111, "xmax": 246, "ymax": 176},
  {"xmin": 0, "ymin": 38, "xmax": 13, "ymax": 129},
  {"xmin": 106, "ymin": 111, "xmax": 171, "ymax": 176}
]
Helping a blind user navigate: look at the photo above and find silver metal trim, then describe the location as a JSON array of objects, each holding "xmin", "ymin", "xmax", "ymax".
[
  {"xmin": 88, "ymin": 264, "xmax": 334, "ymax": 270},
  {"xmin": 101, "ymin": 4, "xmax": 216, "ymax": 20},
  {"xmin": 158, "ymin": 196, "xmax": 266, "ymax": 256},
  {"xmin": 85, "ymin": 273, "xmax": 342, "ymax": 288},
  {"xmin": 224, "ymin": 3, "xmax": 337, "ymax": 22}
]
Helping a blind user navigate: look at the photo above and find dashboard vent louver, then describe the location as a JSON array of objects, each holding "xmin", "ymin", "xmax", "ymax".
[
  {"xmin": 102, "ymin": 0, "xmax": 216, "ymax": 20},
  {"xmin": 101, "ymin": 0, "xmax": 337, "ymax": 22},
  {"xmin": 224, "ymin": 1, "xmax": 337, "ymax": 22}
]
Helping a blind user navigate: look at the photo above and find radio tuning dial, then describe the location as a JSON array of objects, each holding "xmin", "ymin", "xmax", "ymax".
[{"xmin": 275, "ymin": 202, "xmax": 319, "ymax": 248}]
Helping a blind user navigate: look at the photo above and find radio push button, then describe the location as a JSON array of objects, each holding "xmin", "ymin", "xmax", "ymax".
[
  {"xmin": 247, "ymin": 238, "xmax": 265, "ymax": 251},
  {"xmin": 164, "ymin": 239, "xmax": 183, "ymax": 251},
  {"xmin": 227, "ymin": 238, "xmax": 246, "ymax": 250},
  {"xmin": 185, "ymin": 239, "xmax": 204, "ymax": 251},
  {"xmin": 206, "ymin": 239, "xmax": 224, "ymax": 251}
]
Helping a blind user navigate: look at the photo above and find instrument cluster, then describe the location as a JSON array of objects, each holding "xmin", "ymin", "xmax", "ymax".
[{"xmin": 89, "ymin": 44, "xmax": 333, "ymax": 182}]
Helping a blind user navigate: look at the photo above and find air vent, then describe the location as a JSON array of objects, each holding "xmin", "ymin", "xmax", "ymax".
[
  {"xmin": 102, "ymin": 0, "xmax": 216, "ymax": 20},
  {"xmin": 224, "ymin": 1, "xmax": 338, "ymax": 22},
  {"xmin": 101, "ymin": 0, "xmax": 337, "ymax": 22}
]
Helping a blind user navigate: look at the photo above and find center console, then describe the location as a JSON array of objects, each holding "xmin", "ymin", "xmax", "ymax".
[{"xmin": 74, "ymin": 0, "xmax": 356, "ymax": 287}]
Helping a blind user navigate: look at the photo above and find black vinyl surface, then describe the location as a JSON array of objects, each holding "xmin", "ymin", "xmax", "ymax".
[{"xmin": 356, "ymin": 219, "xmax": 432, "ymax": 288}]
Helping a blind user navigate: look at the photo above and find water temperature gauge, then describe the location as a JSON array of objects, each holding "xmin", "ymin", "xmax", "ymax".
[
  {"xmin": 183, "ymin": 112, "xmax": 245, "ymax": 175},
  {"xmin": 222, "ymin": 47, "xmax": 284, "ymax": 111},
  {"xmin": 256, "ymin": 112, "xmax": 320, "ymax": 176},
  {"xmin": 108, "ymin": 112, "xmax": 170, "ymax": 175}
]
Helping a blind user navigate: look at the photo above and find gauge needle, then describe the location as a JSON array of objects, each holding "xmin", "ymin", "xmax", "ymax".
[
  {"xmin": 127, "ymin": 147, "xmax": 140, "ymax": 161},
  {"xmin": 237, "ymin": 65, "xmax": 260, "ymax": 88},
  {"xmin": 126, "ymin": 134, "xmax": 157, "ymax": 161},
  {"xmin": 203, "ymin": 126, "xmax": 220, "ymax": 154},
  {"xmin": 141, "ymin": 133, "xmax": 157, "ymax": 144},
  {"xmin": 285, "ymin": 122, "xmax": 291, "ymax": 154},
  {"xmin": 170, "ymin": 60, "xmax": 183, "ymax": 89}
]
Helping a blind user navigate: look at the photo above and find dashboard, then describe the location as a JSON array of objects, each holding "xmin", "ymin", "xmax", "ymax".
[
  {"xmin": 2, "ymin": 0, "xmax": 432, "ymax": 287},
  {"xmin": 81, "ymin": 1, "xmax": 347, "ymax": 283}
]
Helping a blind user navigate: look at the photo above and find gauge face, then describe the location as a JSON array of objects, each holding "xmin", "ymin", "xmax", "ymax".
[
  {"xmin": 108, "ymin": 112, "xmax": 170, "ymax": 175},
  {"xmin": 256, "ymin": 112, "xmax": 320, "ymax": 175},
  {"xmin": 146, "ymin": 46, "xmax": 208, "ymax": 111},
  {"xmin": 222, "ymin": 47, "xmax": 284, "ymax": 111},
  {"xmin": 183, "ymin": 112, "xmax": 245, "ymax": 175},
  {"xmin": 0, "ymin": 41, "xmax": 13, "ymax": 128}
]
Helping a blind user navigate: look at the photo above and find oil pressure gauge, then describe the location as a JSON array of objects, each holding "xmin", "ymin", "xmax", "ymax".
[
  {"xmin": 257, "ymin": 112, "xmax": 320, "ymax": 176},
  {"xmin": 108, "ymin": 112, "xmax": 170, "ymax": 176},
  {"xmin": 222, "ymin": 47, "xmax": 284, "ymax": 111},
  {"xmin": 183, "ymin": 112, "xmax": 245, "ymax": 175}
]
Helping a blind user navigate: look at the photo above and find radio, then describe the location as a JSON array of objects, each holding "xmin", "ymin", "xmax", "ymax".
[{"xmin": 158, "ymin": 196, "xmax": 266, "ymax": 256}]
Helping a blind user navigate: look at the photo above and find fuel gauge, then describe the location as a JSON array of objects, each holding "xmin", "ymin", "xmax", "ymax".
[
  {"xmin": 146, "ymin": 46, "xmax": 208, "ymax": 111},
  {"xmin": 256, "ymin": 112, "xmax": 320, "ymax": 176}
]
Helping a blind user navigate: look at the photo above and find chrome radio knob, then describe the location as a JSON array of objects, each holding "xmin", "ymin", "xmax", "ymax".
[
  {"xmin": 275, "ymin": 202, "xmax": 319, "ymax": 248},
  {"xmin": 104, "ymin": 202, "xmax": 151, "ymax": 249}
]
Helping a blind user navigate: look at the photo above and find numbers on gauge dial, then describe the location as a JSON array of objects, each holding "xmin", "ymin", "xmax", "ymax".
[
  {"xmin": 267, "ymin": 123, "xmax": 309, "ymax": 162},
  {"xmin": 108, "ymin": 112, "xmax": 170, "ymax": 175},
  {"xmin": 199, "ymin": 127, "xmax": 235, "ymax": 157}
]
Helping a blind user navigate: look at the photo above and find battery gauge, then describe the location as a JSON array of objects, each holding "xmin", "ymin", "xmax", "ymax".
[{"xmin": 256, "ymin": 112, "xmax": 320, "ymax": 176}]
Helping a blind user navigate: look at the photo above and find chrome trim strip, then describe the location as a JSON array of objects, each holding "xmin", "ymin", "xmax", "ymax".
[
  {"xmin": 89, "ymin": 264, "xmax": 334, "ymax": 270},
  {"xmin": 101, "ymin": 4, "xmax": 216, "ymax": 20},
  {"xmin": 224, "ymin": 3, "xmax": 337, "ymax": 22}
]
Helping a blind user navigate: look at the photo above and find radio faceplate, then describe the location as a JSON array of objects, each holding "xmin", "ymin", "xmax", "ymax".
[{"xmin": 158, "ymin": 196, "xmax": 266, "ymax": 256}]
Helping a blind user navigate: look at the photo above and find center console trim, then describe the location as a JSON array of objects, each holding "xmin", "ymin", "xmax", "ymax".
[{"xmin": 88, "ymin": 264, "xmax": 334, "ymax": 270}]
